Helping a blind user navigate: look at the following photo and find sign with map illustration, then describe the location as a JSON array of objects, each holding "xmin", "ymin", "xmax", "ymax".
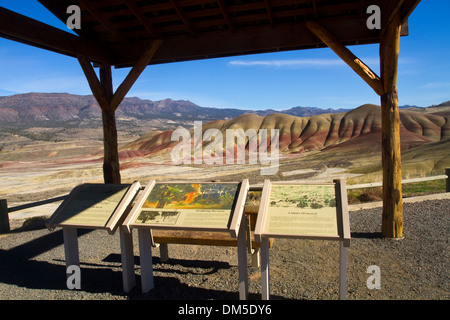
[
  {"xmin": 255, "ymin": 182, "xmax": 349, "ymax": 241},
  {"xmin": 127, "ymin": 182, "xmax": 246, "ymax": 231},
  {"xmin": 46, "ymin": 182, "xmax": 140, "ymax": 233}
]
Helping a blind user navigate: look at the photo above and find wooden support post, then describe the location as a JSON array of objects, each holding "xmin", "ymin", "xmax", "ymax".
[
  {"xmin": 138, "ymin": 228, "xmax": 154, "ymax": 293},
  {"xmin": 237, "ymin": 214, "xmax": 249, "ymax": 300},
  {"xmin": 77, "ymin": 40, "xmax": 162, "ymax": 184},
  {"xmin": 63, "ymin": 227, "xmax": 80, "ymax": 269},
  {"xmin": 339, "ymin": 241, "xmax": 349, "ymax": 300},
  {"xmin": 159, "ymin": 243, "xmax": 169, "ymax": 262},
  {"xmin": 120, "ymin": 227, "xmax": 136, "ymax": 293},
  {"xmin": 0, "ymin": 199, "xmax": 10, "ymax": 234},
  {"xmin": 101, "ymin": 108, "xmax": 121, "ymax": 184},
  {"xmin": 446, "ymin": 168, "xmax": 450, "ymax": 192},
  {"xmin": 380, "ymin": 12, "xmax": 403, "ymax": 239},
  {"xmin": 260, "ymin": 237, "xmax": 270, "ymax": 300},
  {"xmin": 306, "ymin": 17, "xmax": 405, "ymax": 238}
]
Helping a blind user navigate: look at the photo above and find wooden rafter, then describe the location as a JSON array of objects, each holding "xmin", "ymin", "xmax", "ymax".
[
  {"xmin": 0, "ymin": 7, "xmax": 109, "ymax": 64},
  {"xmin": 78, "ymin": 0, "xmax": 128, "ymax": 43},
  {"xmin": 306, "ymin": 20, "xmax": 384, "ymax": 96},
  {"xmin": 124, "ymin": 0, "xmax": 161, "ymax": 39},
  {"xmin": 263, "ymin": 0, "xmax": 274, "ymax": 27},
  {"xmin": 169, "ymin": 0, "xmax": 195, "ymax": 35},
  {"xmin": 28, "ymin": 0, "xmax": 420, "ymax": 68},
  {"xmin": 216, "ymin": 0, "xmax": 234, "ymax": 31},
  {"xmin": 312, "ymin": 0, "xmax": 318, "ymax": 18}
]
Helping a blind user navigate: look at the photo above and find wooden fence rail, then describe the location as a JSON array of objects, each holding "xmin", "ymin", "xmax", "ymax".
[
  {"xmin": 0, "ymin": 195, "xmax": 67, "ymax": 234},
  {"xmin": 1, "ymin": 169, "xmax": 449, "ymax": 234},
  {"xmin": 348, "ymin": 174, "xmax": 449, "ymax": 190}
]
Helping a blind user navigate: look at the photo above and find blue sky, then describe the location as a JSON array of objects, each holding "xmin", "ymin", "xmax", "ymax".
[{"xmin": 0, "ymin": 0, "xmax": 449, "ymax": 111}]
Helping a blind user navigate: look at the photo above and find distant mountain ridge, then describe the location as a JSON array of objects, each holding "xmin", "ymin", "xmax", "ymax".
[
  {"xmin": 0, "ymin": 92, "xmax": 448, "ymax": 127},
  {"xmin": 0, "ymin": 92, "xmax": 352, "ymax": 124}
]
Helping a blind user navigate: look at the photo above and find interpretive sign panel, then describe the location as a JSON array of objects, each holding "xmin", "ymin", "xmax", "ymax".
[
  {"xmin": 255, "ymin": 179, "xmax": 351, "ymax": 300},
  {"xmin": 255, "ymin": 180, "xmax": 350, "ymax": 241},
  {"xmin": 125, "ymin": 180, "xmax": 248, "ymax": 233},
  {"xmin": 264, "ymin": 183, "xmax": 338, "ymax": 238},
  {"xmin": 46, "ymin": 182, "xmax": 140, "ymax": 233},
  {"xmin": 123, "ymin": 179, "xmax": 250, "ymax": 298}
]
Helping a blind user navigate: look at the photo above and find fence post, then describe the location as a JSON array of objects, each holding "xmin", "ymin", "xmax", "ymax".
[
  {"xmin": 0, "ymin": 199, "xmax": 10, "ymax": 234},
  {"xmin": 446, "ymin": 168, "xmax": 450, "ymax": 193}
]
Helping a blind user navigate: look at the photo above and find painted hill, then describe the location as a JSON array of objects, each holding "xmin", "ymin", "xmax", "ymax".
[{"xmin": 120, "ymin": 104, "xmax": 450, "ymax": 164}]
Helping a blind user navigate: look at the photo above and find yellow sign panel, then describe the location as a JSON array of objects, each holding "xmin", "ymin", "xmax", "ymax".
[
  {"xmin": 51, "ymin": 184, "xmax": 131, "ymax": 227},
  {"xmin": 263, "ymin": 184, "xmax": 339, "ymax": 238}
]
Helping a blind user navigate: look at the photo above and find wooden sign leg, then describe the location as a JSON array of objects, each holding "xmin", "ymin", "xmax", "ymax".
[
  {"xmin": 120, "ymin": 227, "xmax": 136, "ymax": 293},
  {"xmin": 260, "ymin": 237, "xmax": 270, "ymax": 300},
  {"xmin": 160, "ymin": 243, "xmax": 169, "ymax": 262},
  {"xmin": 237, "ymin": 215, "xmax": 249, "ymax": 300},
  {"xmin": 63, "ymin": 227, "xmax": 79, "ymax": 269},
  {"xmin": 138, "ymin": 228, "xmax": 154, "ymax": 293},
  {"xmin": 339, "ymin": 241, "xmax": 349, "ymax": 300}
]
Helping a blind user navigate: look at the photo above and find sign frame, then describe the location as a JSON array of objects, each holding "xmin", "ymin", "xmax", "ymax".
[
  {"xmin": 44, "ymin": 181, "xmax": 142, "ymax": 293},
  {"xmin": 123, "ymin": 180, "xmax": 249, "ymax": 236},
  {"xmin": 255, "ymin": 179, "xmax": 351, "ymax": 300},
  {"xmin": 255, "ymin": 180, "xmax": 350, "ymax": 243},
  {"xmin": 121, "ymin": 179, "xmax": 250, "ymax": 299},
  {"xmin": 45, "ymin": 181, "xmax": 141, "ymax": 234}
]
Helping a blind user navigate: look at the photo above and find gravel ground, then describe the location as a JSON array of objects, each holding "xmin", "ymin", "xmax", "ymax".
[{"xmin": 0, "ymin": 199, "xmax": 448, "ymax": 301}]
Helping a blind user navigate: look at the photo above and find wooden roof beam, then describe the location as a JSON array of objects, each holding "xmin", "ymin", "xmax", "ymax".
[
  {"xmin": 306, "ymin": 20, "xmax": 384, "ymax": 96},
  {"xmin": 78, "ymin": 0, "xmax": 128, "ymax": 43},
  {"xmin": 0, "ymin": 6, "xmax": 109, "ymax": 64},
  {"xmin": 264, "ymin": 0, "xmax": 275, "ymax": 27},
  {"xmin": 169, "ymin": 0, "xmax": 195, "ymax": 35},
  {"xmin": 312, "ymin": 0, "xmax": 318, "ymax": 18},
  {"xmin": 216, "ymin": 0, "xmax": 234, "ymax": 32},
  {"xmin": 124, "ymin": 0, "xmax": 162, "ymax": 39}
]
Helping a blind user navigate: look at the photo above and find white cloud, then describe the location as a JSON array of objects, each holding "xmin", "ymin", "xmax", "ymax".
[
  {"xmin": 228, "ymin": 58, "xmax": 345, "ymax": 68},
  {"xmin": 422, "ymin": 82, "xmax": 450, "ymax": 89}
]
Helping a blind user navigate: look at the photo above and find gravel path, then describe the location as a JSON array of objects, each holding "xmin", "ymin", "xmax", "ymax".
[{"xmin": 0, "ymin": 199, "xmax": 448, "ymax": 300}]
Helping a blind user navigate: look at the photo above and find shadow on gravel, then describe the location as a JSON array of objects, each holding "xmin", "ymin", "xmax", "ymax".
[
  {"xmin": 350, "ymin": 232, "xmax": 383, "ymax": 239},
  {"xmin": 0, "ymin": 229, "xmax": 97, "ymax": 292},
  {"xmin": 1, "ymin": 228, "xmax": 291, "ymax": 300},
  {"xmin": 128, "ymin": 276, "xmax": 291, "ymax": 300},
  {"xmin": 104, "ymin": 253, "xmax": 232, "ymax": 276}
]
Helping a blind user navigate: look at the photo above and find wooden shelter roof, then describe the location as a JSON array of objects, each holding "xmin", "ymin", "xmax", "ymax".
[{"xmin": 0, "ymin": 0, "xmax": 420, "ymax": 68}]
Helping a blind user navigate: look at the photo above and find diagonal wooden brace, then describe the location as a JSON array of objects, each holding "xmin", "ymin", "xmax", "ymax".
[{"xmin": 306, "ymin": 21, "xmax": 384, "ymax": 96}]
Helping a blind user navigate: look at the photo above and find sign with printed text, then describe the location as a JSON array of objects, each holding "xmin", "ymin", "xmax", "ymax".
[
  {"xmin": 255, "ymin": 181, "xmax": 350, "ymax": 242},
  {"xmin": 46, "ymin": 182, "xmax": 140, "ymax": 233},
  {"xmin": 264, "ymin": 184, "xmax": 338, "ymax": 237},
  {"xmin": 131, "ymin": 182, "xmax": 241, "ymax": 230}
]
